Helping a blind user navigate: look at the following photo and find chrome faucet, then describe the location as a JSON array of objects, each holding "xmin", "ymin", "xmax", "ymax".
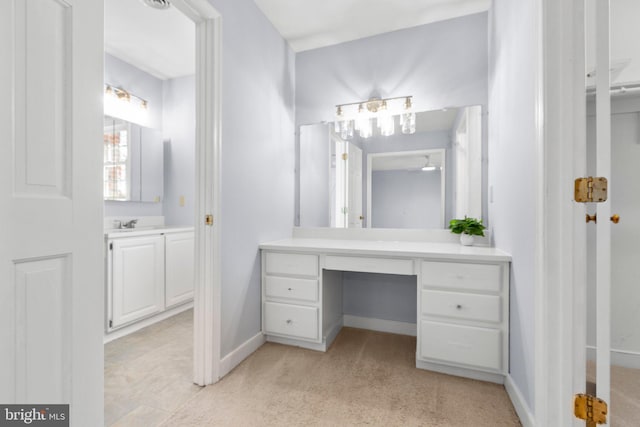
[{"xmin": 123, "ymin": 219, "xmax": 138, "ymax": 229}]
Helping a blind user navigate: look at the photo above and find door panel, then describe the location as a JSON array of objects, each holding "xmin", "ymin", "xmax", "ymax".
[{"xmin": 0, "ymin": 0, "xmax": 104, "ymax": 423}]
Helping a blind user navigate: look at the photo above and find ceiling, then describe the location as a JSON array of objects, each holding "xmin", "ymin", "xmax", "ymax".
[
  {"xmin": 105, "ymin": 0, "xmax": 195, "ymax": 80},
  {"xmin": 104, "ymin": 0, "xmax": 490, "ymax": 80},
  {"xmin": 254, "ymin": 0, "xmax": 491, "ymax": 52}
]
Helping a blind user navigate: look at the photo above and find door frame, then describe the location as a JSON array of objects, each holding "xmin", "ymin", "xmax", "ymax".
[
  {"xmin": 171, "ymin": 0, "xmax": 222, "ymax": 385},
  {"xmin": 533, "ymin": 0, "xmax": 587, "ymax": 425}
]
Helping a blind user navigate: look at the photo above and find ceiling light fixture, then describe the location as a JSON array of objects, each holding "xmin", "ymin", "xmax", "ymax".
[
  {"xmin": 140, "ymin": 0, "xmax": 171, "ymax": 10},
  {"xmin": 335, "ymin": 96, "xmax": 415, "ymax": 140},
  {"xmin": 421, "ymin": 155, "xmax": 437, "ymax": 172}
]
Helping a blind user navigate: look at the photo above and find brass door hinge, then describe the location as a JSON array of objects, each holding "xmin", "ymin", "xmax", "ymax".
[
  {"xmin": 574, "ymin": 393, "xmax": 607, "ymax": 425},
  {"xmin": 205, "ymin": 214, "xmax": 214, "ymax": 226},
  {"xmin": 342, "ymin": 153, "xmax": 348, "ymax": 161},
  {"xmin": 575, "ymin": 177, "xmax": 607, "ymax": 203}
]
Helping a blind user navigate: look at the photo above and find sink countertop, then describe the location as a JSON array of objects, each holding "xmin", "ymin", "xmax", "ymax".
[
  {"xmin": 259, "ymin": 238, "xmax": 511, "ymax": 262},
  {"xmin": 105, "ymin": 225, "xmax": 194, "ymax": 239}
]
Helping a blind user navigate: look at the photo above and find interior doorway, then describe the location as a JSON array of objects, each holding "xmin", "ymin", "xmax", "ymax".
[{"xmin": 103, "ymin": 0, "xmax": 221, "ymax": 424}]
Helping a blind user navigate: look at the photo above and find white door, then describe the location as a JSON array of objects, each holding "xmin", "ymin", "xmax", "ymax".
[
  {"xmin": 584, "ymin": 0, "xmax": 612, "ymax": 423},
  {"xmin": 347, "ymin": 142, "xmax": 363, "ymax": 228},
  {"xmin": 0, "ymin": 0, "xmax": 104, "ymax": 424}
]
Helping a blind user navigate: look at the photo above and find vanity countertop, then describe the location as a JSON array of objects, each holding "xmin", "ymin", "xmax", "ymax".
[
  {"xmin": 105, "ymin": 225, "xmax": 194, "ymax": 239},
  {"xmin": 259, "ymin": 238, "xmax": 511, "ymax": 262}
]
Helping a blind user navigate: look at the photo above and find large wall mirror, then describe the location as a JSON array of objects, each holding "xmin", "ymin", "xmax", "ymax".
[
  {"xmin": 103, "ymin": 116, "xmax": 164, "ymax": 202},
  {"xmin": 299, "ymin": 105, "xmax": 486, "ymax": 229}
]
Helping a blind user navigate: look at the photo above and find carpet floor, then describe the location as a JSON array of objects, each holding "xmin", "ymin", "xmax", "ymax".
[{"xmin": 159, "ymin": 327, "xmax": 521, "ymax": 426}]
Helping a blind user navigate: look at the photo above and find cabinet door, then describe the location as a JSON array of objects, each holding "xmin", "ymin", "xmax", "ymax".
[
  {"xmin": 111, "ymin": 236, "xmax": 165, "ymax": 328},
  {"xmin": 165, "ymin": 231, "xmax": 195, "ymax": 308}
]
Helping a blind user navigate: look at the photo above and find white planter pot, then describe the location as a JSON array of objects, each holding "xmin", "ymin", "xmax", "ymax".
[{"xmin": 460, "ymin": 234, "xmax": 474, "ymax": 246}]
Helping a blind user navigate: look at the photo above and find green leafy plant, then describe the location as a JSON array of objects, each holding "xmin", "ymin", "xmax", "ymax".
[{"xmin": 449, "ymin": 217, "xmax": 485, "ymax": 236}]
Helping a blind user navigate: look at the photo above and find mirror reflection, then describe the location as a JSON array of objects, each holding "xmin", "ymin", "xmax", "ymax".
[
  {"xmin": 299, "ymin": 105, "xmax": 485, "ymax": 229},
  {"xmin": 103, "ymin": 116, "xmax": 164, "ymax": 202}
]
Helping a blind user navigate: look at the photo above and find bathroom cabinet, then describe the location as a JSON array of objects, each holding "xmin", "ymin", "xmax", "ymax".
[
  {"xmin": 165, "ymin": 231, "xmax": 196, "ymax": 308},
  {"xmin": 110, "ymin": 235, "xmax": 165, "ymax": 329},
  {"xmin": 106, "ymin": 228, "xmax": 194, "ymax": 332},
  {"xmin": 260, "ymin": 237, "xmax": 510, "ymax": 384}
]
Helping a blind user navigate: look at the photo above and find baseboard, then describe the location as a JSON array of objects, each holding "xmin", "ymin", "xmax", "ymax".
[
  {"xmin": 416, "ymin": 359, "xmax": 504, "ymax": 384},
  {"xmin": 219, "ymin": 332, "xmax": 266, "ymax": 378},
  {"xmin": 586, "ymin": 345, "xmax": 640, "ymax": 369},
  {"xmin": 103, "ymin": 301, "xmax": 193, "ymax": 344},
  {"xmin": 343, "ymin": 314, "xmax": 416, "ymax": 336},
  {"xmin": 266, "ymin": 334, "xmax": 328, "ymax": 351},
  {"xmin": 324, "ymin": 318, "xmax": 344, "ymax": 350},
  {"xmin": 504, "ymin": 374, "xmax": 535, "ymax": 427}
]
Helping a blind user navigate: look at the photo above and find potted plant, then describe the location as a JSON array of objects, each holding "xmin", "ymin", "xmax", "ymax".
[{"xmin": 449, "ymin": 217, "xmax": 485, "ymax": 246}]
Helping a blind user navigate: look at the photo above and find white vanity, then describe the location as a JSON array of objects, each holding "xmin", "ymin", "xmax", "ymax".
[
  {"xmin": 260, "ymin": 229, "xmax": 510, "ymax": 384},
  {"xmin": 105, "ymin": 224, "xmax": 195, "ymax": 336}
]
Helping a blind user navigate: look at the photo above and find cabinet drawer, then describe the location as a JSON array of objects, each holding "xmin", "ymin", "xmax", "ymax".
[
  {"xmin": 421, "ymin": 290, "xmax": 501, "ymax": 323},
  {"xmin": 421, "ymin": 261, "xmax": 501, "ymax": 292},
  {"xmin": 264, "ymin": 302, "xmax": 319, "ymax": 340},
  {"xmin": 420, "ymin": 320, "xmax": 501, "ymax": 371},
  {"xmin": 265, "ymin": 276, "xmax": 318, "ymax": 302},
  {"xmin": 265, "ymin": 252, "xmax": 318, "ymax": 277},
  {"xmin": 325, "ymin": 256, "xmax": 413, "ymax": 275}
]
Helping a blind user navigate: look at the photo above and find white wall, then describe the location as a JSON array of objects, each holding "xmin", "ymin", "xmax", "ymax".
[
  {"xmin": 488, "ymin": 0, "xmax": 536, "ymax": 413},
  {"xmin": 207, "ymin": 0, "xmax": 296, "ymax": 358},
  {"xmin": 163, "ymin": 75, "xmax": 196, "ymax": 226}
]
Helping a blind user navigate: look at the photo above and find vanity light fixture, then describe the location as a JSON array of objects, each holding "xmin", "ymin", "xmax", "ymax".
[
  {"xmin": 335, "ymin": 96, "xmax": 414, "ymax": 139},
  {"xmin": 104, "ymin": 85, "xmax": 150, "ymax": 126}
]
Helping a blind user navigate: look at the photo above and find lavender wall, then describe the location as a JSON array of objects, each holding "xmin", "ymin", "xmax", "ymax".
[
  {"xmin": 295, "ymin": 12, "xmax": 488, "ymax": 126},
  {"xmin": 207, "ymin": 0, "xmax": 296, "ymax": 357},
  {"xmin": 488, "ymin": 0, "xmax": 536, "ymax": 413},
  {"xmin": 163, "ymin": 75, "xmax": 195, "ymax": 226},
  {"xmin": 371, "ymin": 169, "xmax": 442, "ymax": 229}
]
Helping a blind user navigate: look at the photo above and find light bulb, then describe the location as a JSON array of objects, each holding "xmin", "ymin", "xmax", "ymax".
[
  {"xmin": 400, "ymin": 111, "xmax": 416, "ymax": 134},
  {"xmin": 377, "ymin": 100, "xmax": 394, "ymax": 136}
]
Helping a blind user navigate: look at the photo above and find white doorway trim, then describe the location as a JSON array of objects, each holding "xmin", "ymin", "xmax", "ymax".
[
  {"xmin": 531, "ymin": 0, "xmax": 587, "ymax": 425},
  {"xmin": 172, "ymin": 0, "xmax": 222, "ymax": 386}
]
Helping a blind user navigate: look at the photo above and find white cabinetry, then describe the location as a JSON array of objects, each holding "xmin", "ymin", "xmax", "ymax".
[
  {"xmin": 110, "ymin": 235, "xmax": 165, "ymax": 328},
  {"xmin": 417, "ymin": 260, "xmax": 509, "ymax": 382},
  {"xmin": 260, "ymin": 239, "xmax": 510, "ymax": 384},
  {"xmin": 262, "ymin": 253, "xmax": 322, "ymax": 345},
  {"xmin": 106, "ymin": 228, "xmax": 194, "ymax": 333},
  {"xmin": 165, "ymin": 231, "xmax": 195, "ymax": 308}
]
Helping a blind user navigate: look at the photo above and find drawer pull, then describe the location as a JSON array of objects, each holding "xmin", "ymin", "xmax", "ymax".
[
  {"xmin": 286, "ymin": 319, "xmax": 292, "ymax": 324},
  {"xmin": 456, "ymin": 304, "xmax": 463, "ymax": 310},
  {"xmin": 287, "ymin": 288, "xmax": 292, "ymax": 291}
]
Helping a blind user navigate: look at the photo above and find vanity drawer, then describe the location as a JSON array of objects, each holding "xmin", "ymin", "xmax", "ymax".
[
  {"xmin": 265, "ymin": 276, "xmax": 318, "ymax": 303},
  {"xmin": 264, "ymin": 302, "xmax": 319, "ymax": 340},
  {"xmin": 421, "ymin": 290, "xmax": 501, "ymax": 323},
  {"xmin": 420, "ymin": 320, "xmax": 501, "ymax": 371},
  {"xmin": 421, "ymin": 261, "xmax": 501, "ymax": 292},
  {"xmin": 325, "ymin": 256, "xmax": 413, "ymax": 275},
  {"xmin": 265, "ymin": 252, "xmax": 318, "ymax": 277}
]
